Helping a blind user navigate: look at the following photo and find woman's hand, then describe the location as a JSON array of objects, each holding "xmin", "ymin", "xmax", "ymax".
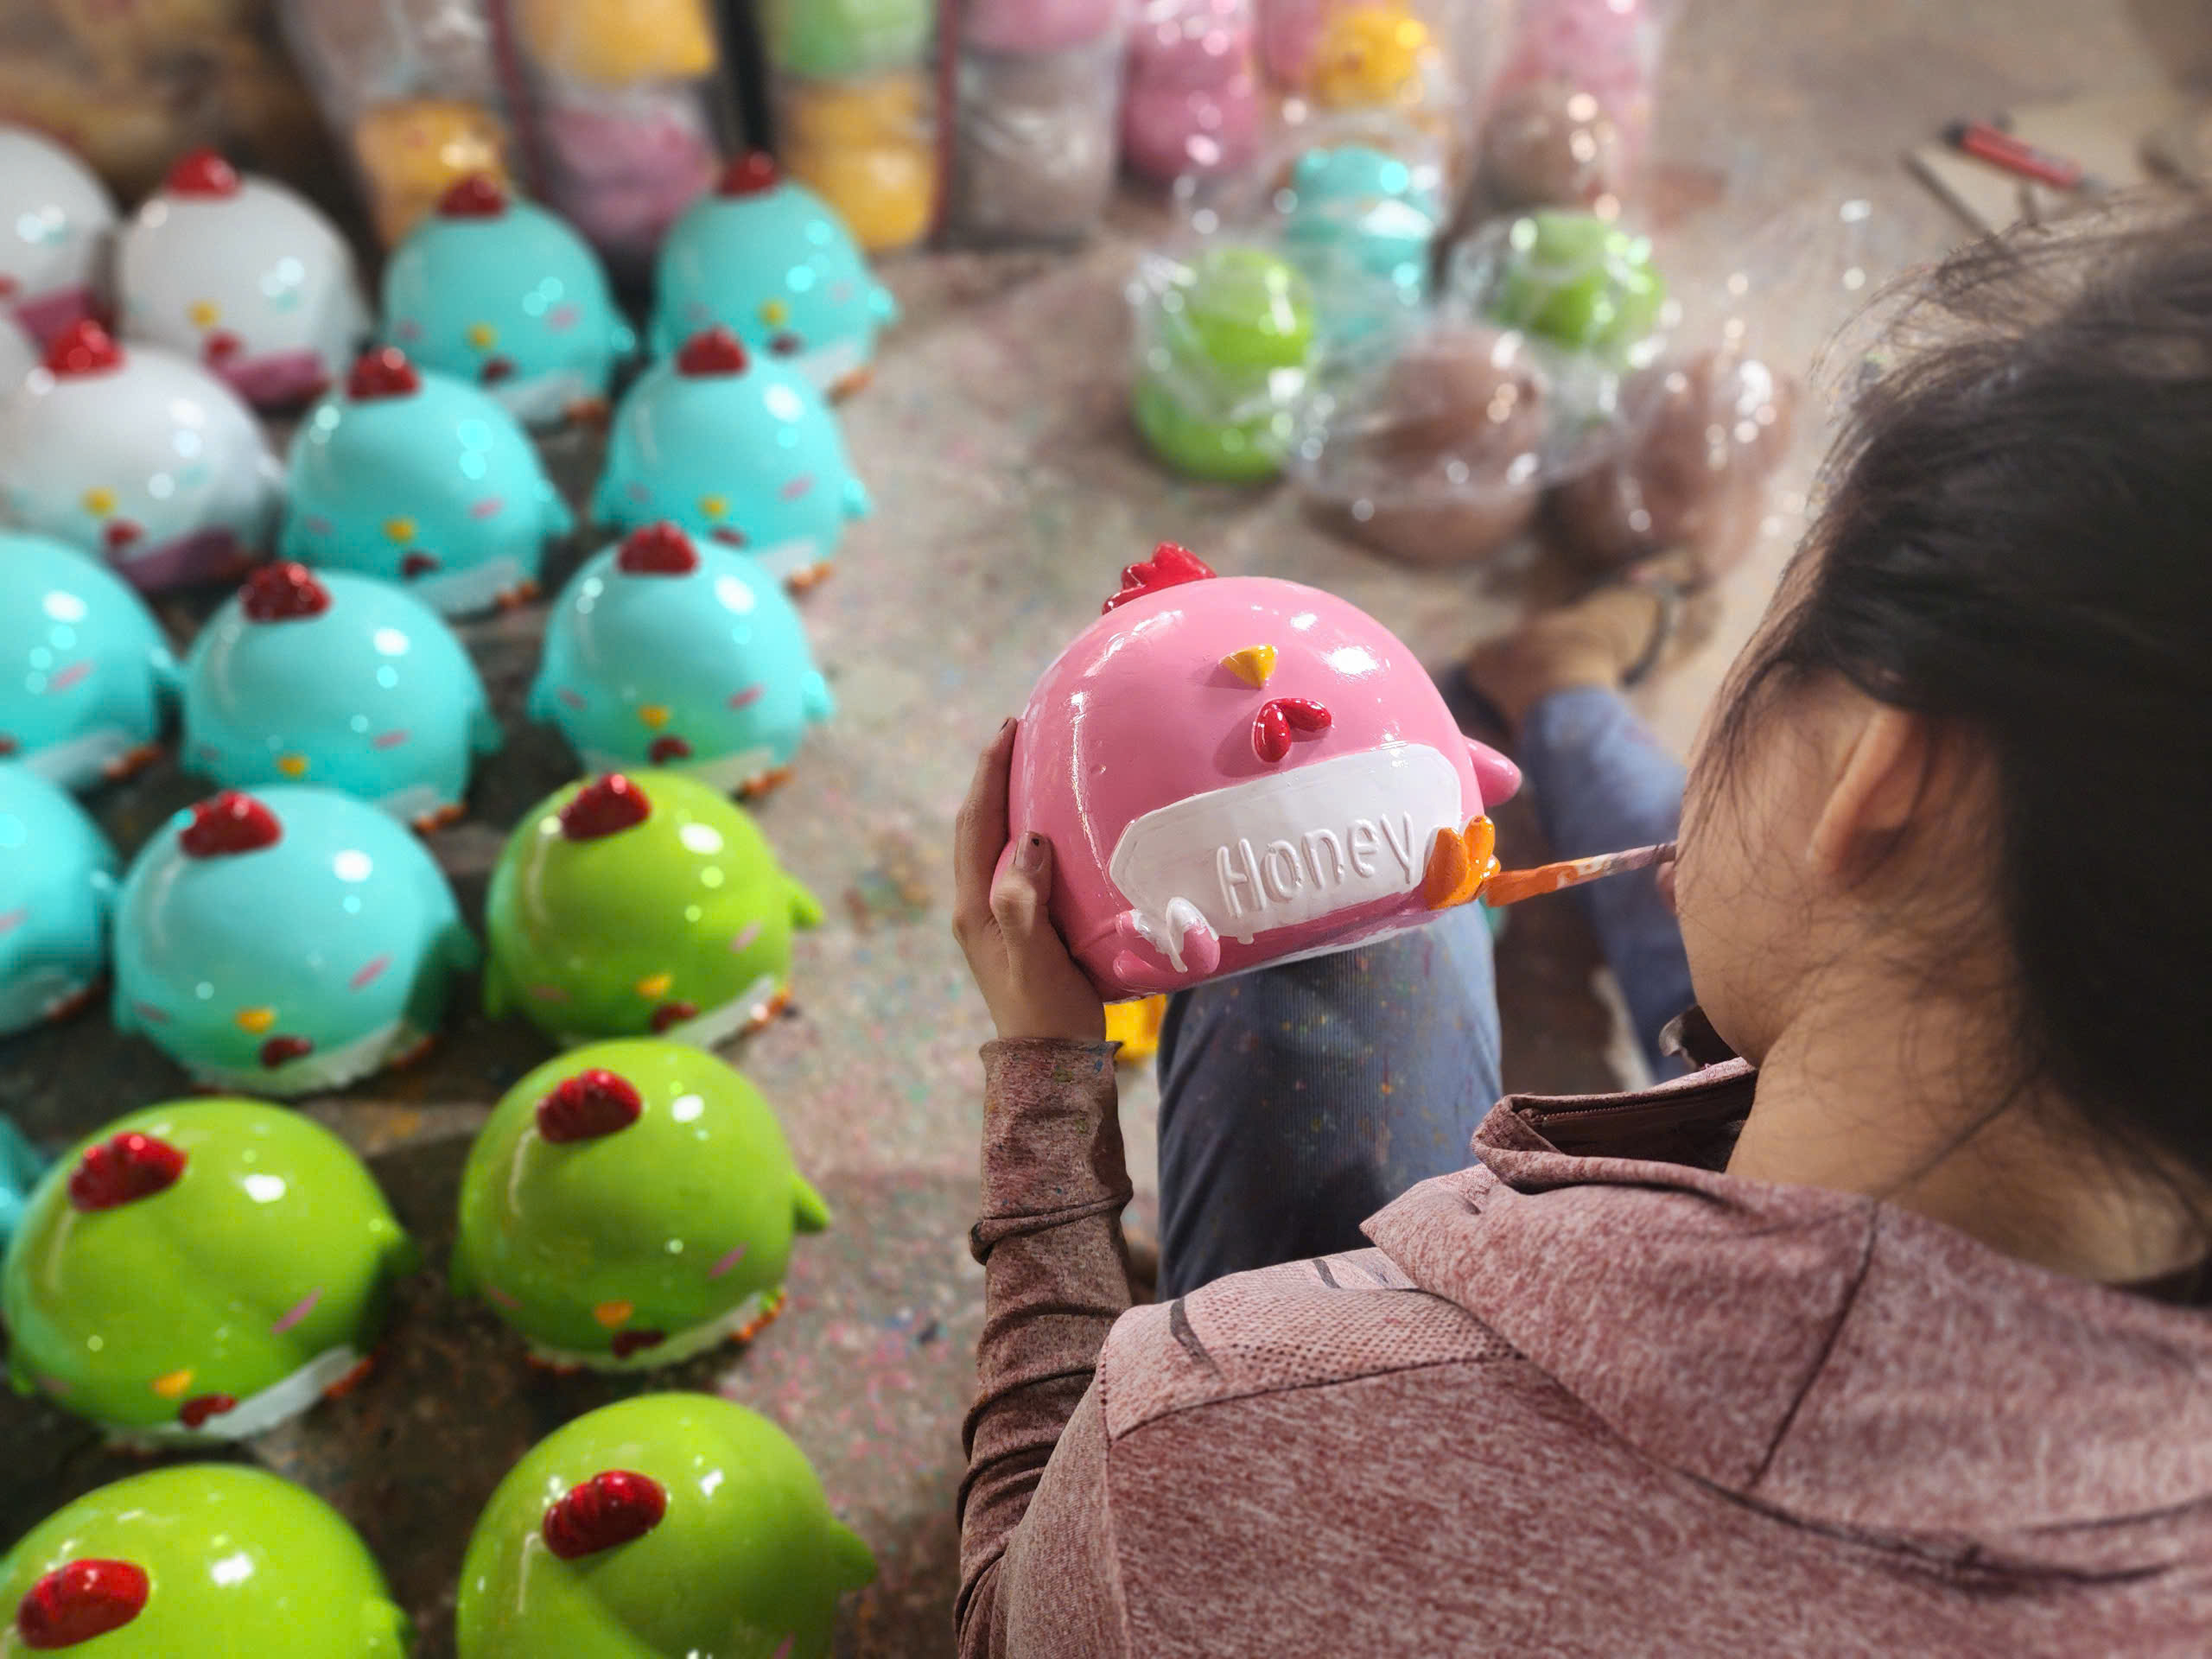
[{"xmin": 952, "ymin": 719, "xmax": 1108, "ymax": 1044}]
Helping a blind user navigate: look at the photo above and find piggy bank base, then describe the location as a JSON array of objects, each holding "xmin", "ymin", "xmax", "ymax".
[
  {"xmin": 1132, "ymin": 378, "xmax": 1296, "ymax": 483},
  {"xmin": 94, "ymin": 1345, "xmax": 380, "ymax": 1449},
  {"xmin": 523, "ymin": 1285, "xmax": 789, "ymax": 1376},
  {"xmin": 181, "ymin": 1020, "xmax": 438, "ymax": 1100}
]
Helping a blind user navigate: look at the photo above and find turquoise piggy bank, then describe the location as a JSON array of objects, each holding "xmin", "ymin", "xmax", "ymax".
[
  {"xmin": 112, "ymin": 786, "xmax": 478, "ymax": 1096},
  {"xmin": 533, "ymin": 524, "xmax": 833, "ymax": 799},
  {"xmin": 181, "ymin": 563, "xmax": 500, "ymax": 829},
  {"xmin": 1280, "ymin": 143, "xmax": 1445, "ymax": 342},
  {"xmin": 650, "ymin": 154, "xmax": 898, "ymax": 400},
  {"xmin": 283, "ymin": 346, "xmax": 573, "ymax": 617},
  {"xmin": 594, "ymin": 328, "xmax": 869, "ymax": 590},
  {"xmin": 0, "ymin": 761, "xmax": 117, "ymax": 1037},
  {"xmin": 0, "ymin": 531, "xmax": 176, "ymax": 791},
  {"xmin": 381, "ymin": 175, "xmax": 636, "ymax": 429}
]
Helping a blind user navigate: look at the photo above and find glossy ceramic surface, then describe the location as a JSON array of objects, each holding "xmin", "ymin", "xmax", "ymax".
[
  {"xmin": 0, "ymin": 531, "xmax": 177, "ymax": 792},
  {"xmin": 381, "ymin": 178, "xmax": 636, "ymax": 428},
  {"xmin": 0, "ymin": 124, "xmax": 116, "ymax": 349},
  {"xmin": 484, "ymin": 770, "xmax": 821, "ymax": 1048},
  {"xmin": 111, "ymin": 785, "xmax": 479, "ymax": 1096},
  {"xmin": 532, "ymin": 525, "xmax": 834, "ymax": 794},
  {"xmin": 1481, "ymin": 209, "xmax": 1669, "ymax": 362},
  {"xmin": 1007, "ymin": 545, "xmax": 1520, "ymax": 999},
  {"xmin": 0, "ymin": 763, "xmax": 117, "ymax": 1038},
  {"xmin": 115, "ymin": 150, "xmax": 371, "ymax": 411},
  {"xmin": 1, "ymin": 1099, "xmax": 416, "ymax": 1441},
  {"xmin": 650, "ymin": 156, "xmax": 899, "ymax": 397},
  {"xmin": 0, "ymin": 322, "xmax": 282, "ymax": 592},
  {"xmin": 181, "ymin": 564, "xmax": 500, "ymax": 823},
  {"xmin": 0, "ymin": 1465, "xmax": 410, "ymax": 1653},
  {"xmin": 1131, "ymin": 245, "xmax": 1315, "ymax": 482},
  {"xmin": 593, "ymin": 335, "xmax": 871, "ymax": 586},
  {"xmin": 763, "ymin": 0, "xmax": 932, "ymax": 78},
  {"xmin": 457, "ymin": 1394, "xmax": 874, "ymax": 1657},
  {"xmin": 282, "ymin": 346, "xmax": 574, "ymax": 617},
  {"xmin": 1280, "ymin": 143, "xmax": 1445, "ymax": 332},
  {"xmin": 452, "ymin": 1039, "xmax": 827, "ymax": 1370}
]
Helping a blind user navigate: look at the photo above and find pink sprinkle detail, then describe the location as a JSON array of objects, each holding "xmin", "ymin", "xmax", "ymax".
[
  {"xmin": 270, "ymin": 1286, "xmax": 322, "ymax": 1335},
  {"xmin": 547, "ymin": 303, "xmax": 581, "ymax": 332},
  {"xmin": 529, "ymin": 983, "xmax": 570, "ymax": 1002},
  {"xmin": 371, "ymin": 730, "xmax": 410, "ymax": 750},
  {"xmin": 779, "ymin": 474, "xmax": 817, "ymax": 502},
  {"xmin": 709, "ymin": 1242, "xmax": 748, "ymax": 1278},
  {"xmin": 304, "ymin": 513, "xmax": 333, "ymax": 535},
  {"xmin": 38, "ymin": 1375, "xmax": 70, "ymax": 1395},
  {"xmin": 728, "ymin": 683, "xmax": 765, "ymax": 709},
  {"xmin": 485, "ymin": 1285, "xmax": 521, "ymax": 1311},
  {"xmin": 556, "ymin": 687, "xmax": 587, "ymax": 711},
  {"xmin": 467, "ymin": 496, "xmax": 505, "ymax": 519},
  {"xmin": 0, "ymin": 908, "xmax": 23, "ymax": 937},
  {"xmin": 626, "ymin": 481, "xmax": 651, "ymax": 504},
  {"xmin": 47, "ymin": 661, "xmax": 91, "ymax": 693},
  {"xmin": 134, "ymin": 1001, "xmax": 171, "ymax": 1024},
  {"xmin": 350, "ymin": 954, "xmax": 393, "ymax": 990},
  {"xmin": 394, "ymin": 319, "xmax": 422, "ymax": 342},
  {"xmin": 772, "ymin": 1637, "xmax": 794, "ymax": 1659},
  {"xmin": 729, "ymin": 922, "xmax": 762, "ymax": 953}
]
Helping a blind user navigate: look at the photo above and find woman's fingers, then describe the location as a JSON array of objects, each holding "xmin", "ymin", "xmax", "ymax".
[
  {"xmin": 990, "ymin": 834, "xmax": 1049, "ymax": 945},
  {"xmin": 952, "ymin": 718, "xmax": 1018, "ymax": 940}
]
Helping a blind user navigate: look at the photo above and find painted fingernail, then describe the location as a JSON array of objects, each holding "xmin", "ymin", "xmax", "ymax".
[
  {"xmin": 1014, "ymin": 833, "xmax": 1046, "ymax": 873},
  {"xmin": 998, "ymin": 715, "xmax": 1016, "ymax": 736}
]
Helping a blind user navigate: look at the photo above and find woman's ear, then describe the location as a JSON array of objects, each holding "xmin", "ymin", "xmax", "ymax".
[{"xmin": 1806, "ymin": 702, "xmax": 1934, "ymax": 879}]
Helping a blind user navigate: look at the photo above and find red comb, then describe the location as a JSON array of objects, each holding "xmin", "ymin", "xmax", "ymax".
[
  {"xmin": 165, "ymin": 149, "xmax": 238, "ymax": 199},
  {"xmin": 559, "ymin": 774, "xmax": 651, "ymax": 840},
  {"xmin": 347, "ymin": 346, "xmax": 421, "ymax": 401},
  {"xmin": 542, "ymin": 1471, "xmax": 667, "ymax": 1560},
  {"xmin": 1102, "ymin": 543, "xmax": 1217, "ymax": 613},
  {"xmin": 42, "ymin": 320, "xmax": 121, "ymax": 378},
  {"xmin": 617, "ymin": 523, "xmax": 700, "ymax": 575},
  {"xmin": 717, "ymin": 152, "xmax": 780, "ymax": 197},
  {"xmin": 675, "ymin": 327, "xmax": 749, "ymax": 377},
  {"xmin": 240, "ymin": 562, "xmax": 331, "ymax": 622},
  {"xmin": 16, "ymin": 1560, "xmax": 149, "ymax": 1648},
  {"xmin": 536, "ymin": 1068, "xmax": 645, "ymax": 1143},
  {"xmin": 437, "ymin": 174, "xmax": 507, "ymax": 218},
  {"xmin": 68, "ymin": 1133, "xmax": 186, "ymax": 1212},
  {"xmin": 178, "ymin": 791, "xmax": 282, "ymax": 858}
]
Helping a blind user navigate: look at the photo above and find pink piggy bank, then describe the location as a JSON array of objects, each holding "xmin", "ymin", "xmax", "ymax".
[{"xmin": 1007, "ymin": 543, "xmax": 1520, "ymax": 999}]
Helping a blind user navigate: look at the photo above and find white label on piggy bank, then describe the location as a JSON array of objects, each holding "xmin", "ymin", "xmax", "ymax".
[{"xmin": 1108, "ymin": 742, "xmax": 1462, "ymax": 948}]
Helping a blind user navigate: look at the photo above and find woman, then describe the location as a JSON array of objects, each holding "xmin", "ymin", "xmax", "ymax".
[{"xmin": 951, "ymin": 206, "xmax": 2212, "ymax": 1655}]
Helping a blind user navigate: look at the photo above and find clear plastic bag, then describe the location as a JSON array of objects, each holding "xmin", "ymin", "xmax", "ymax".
[
  {"xmin": 779, "ymin": 69, "xmax": 941, "ymax": 255},
  {"xmin": 1122, "ymin": 0, "xmax": 1263, "ymax": 184},
  {"xmin": 1258, "ymin": 0, "xmax": 1503, "ymax": 183},
  {"xmin": 281, "ymin": 0, "xmax": 518, "ymax": 246},
  {"xmin": 949, "ymin": 29, "xmax": 1128, "ymax": 245},
  {"xmin": 1478, "ymin": 0, "xmax": 1675, "ymax": 212}
]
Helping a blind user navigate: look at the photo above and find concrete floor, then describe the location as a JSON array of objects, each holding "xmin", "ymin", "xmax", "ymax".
[{"xmin": 1, "ymin": 2, "xmax": 2197, "ymax": 1651}]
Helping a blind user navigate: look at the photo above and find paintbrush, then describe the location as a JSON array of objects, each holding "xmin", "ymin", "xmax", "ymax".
[{"xmin": 1482, "ymin": 842, "xmax": 1676, "ymax": 908}]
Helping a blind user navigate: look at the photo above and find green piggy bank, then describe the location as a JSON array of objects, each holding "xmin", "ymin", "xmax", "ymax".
[
  {"xmin": 484, "ymin": 771, "xmax": 821, "ymax": 1048},
  {"xmin": 0, "ymin": 1464, "xmax": 410, "ymax": 1655},
  {"xmin": 458, "ymin": 1393, "xmax": 874, "ymax": 1659},
  {"xmin": 1483, "ymin": 209, "xmax": 1669, "ymax": 364},
  {"xmin": 2, "ymin": 1099, "xmax": 415, "ymax": 1444},
  {"xmin": 451, "ymin": 1039, "xmax": 828, "ymax": 1370},
  {"xmin": 1133, "ymin": 245, "xmax": 1318, "ymax": 484}
]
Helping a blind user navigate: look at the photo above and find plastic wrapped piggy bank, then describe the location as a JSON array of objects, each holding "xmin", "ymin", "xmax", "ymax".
[{"xmin": 1008, "ymin": 544, "xmax": 1519, "ymax": 999}]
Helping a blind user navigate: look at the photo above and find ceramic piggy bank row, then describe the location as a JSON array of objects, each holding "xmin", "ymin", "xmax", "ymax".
[
  {"xmin": 0, "ymin": 1397, "xmax": 871, "ymax": 1659},
  {"xmin": 1009, "ymin": 543, "xmax": 1522, "ymax": 1000}
]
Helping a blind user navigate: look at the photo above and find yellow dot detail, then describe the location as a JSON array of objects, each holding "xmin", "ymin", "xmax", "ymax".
[
  {"xmin": 81, "ymin": 487, "xmax": 117, "ymax": 517},
  {"xmin": 188, "ymin": 300, "xmax": 220, "ymax": 329},
  {"xmin": 276, "ymin": 754, "xmax": 308, "ymax": 778},
  {"xmin": 637, "ymin": 703, "xmax": 670, "ymax": 730},
  {"xmin": 593, "ymin": 1300, "xmax": 633, "ymax": 1329},
  {"xmin": 466, "ymin": 321, "xmax": 498, "ymax": 350},
  {"xmin": 760, "ymin": 298, "xmax": 790, "ymax": 327},
  {"xmin": 699, "ymin": 494, "xmax": 729, "ymax": 520},
  {"xmin": 383, "ymin": 517, "xmax": 417, "ymax": 544},
  {"xmin": 151, "ymin": 1368, "xmax": 194, "ymax": 1398},
  {"xmin": 234, "ymin": 1006, "xmax": 276, "ymax": 1033},
  {"xmin": 635, "ymin": 971, "xmax": 673, "ymax": 998}
]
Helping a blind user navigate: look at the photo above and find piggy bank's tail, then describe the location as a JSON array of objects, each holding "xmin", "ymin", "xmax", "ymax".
[
  {"xmin": 829, "ymin": 1516, "xmax": 878, "ymax": 1591},
  {"xmin": 1106, "ymin": 899, "xmax": 1223, "ymax": 996},
  {"xmin": 789, "ymin": 874, "xmax": 825, "ymax": 931},
  {"xmin": 802, "ymin": 670, "xmax": 836, "ymax": 726},
  {"xmin": 794, "ymin": 1173, "xmax": 832, "ymax": 1235}
]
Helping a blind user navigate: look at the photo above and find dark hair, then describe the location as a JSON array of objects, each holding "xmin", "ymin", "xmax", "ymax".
[{"xmin": 1705, "ymin": 199, "xmax": 2212, "ymax": 1186}]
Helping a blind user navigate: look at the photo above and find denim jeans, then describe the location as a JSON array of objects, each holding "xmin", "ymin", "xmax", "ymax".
[{"xmin": 1154, "ymin": 685, "xmax": 1692, "ymax": 1298}]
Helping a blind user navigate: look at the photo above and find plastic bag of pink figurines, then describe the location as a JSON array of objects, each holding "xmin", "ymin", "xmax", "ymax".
[{"xmin": 948, "ymin": 0, "xmax": 1131, "ymax": 244}]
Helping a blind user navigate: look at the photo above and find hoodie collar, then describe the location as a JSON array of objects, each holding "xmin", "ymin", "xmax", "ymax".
[{"xmin": 1364, "ymin": 1064, "xmax": 2212, "ymax": 1553}]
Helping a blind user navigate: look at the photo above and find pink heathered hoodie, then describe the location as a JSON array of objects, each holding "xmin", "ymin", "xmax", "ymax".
[{"xmin": 958, "ymin": 1041, "xmax": 2212, "ymax": 1656}]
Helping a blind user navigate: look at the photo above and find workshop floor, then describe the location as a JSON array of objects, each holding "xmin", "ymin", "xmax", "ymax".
[{"xmin": 0, "ymin": 3, "xmax": 2195, "ymax": 1651}]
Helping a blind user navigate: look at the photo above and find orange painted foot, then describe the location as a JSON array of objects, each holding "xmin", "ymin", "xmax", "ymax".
[
  {"xmin": 387, "ymin": 1031, "xmax": 439, "ymax": 1072},
  {"xmin": 496, "ymin": 579, "xmax": 540, "ymax": 611},
  {"xmin": 738, "ymin": 765, "xmax": 795, "ymax": 802},
  {"xmin": 410, "ymin": 801, "xmax": 467, "ymax": 835},
  {"xmin": 321, "ymin": 1351, "xmax": 378, "ymax": 1400},
  {"xmin": 42, "ymin": 979, "xmax": 102, "ymax": 1026},
  {"xmin": 1422, "ymin": 817, "xmax": 1499, "ymax": 910},
  {"xmin": 103, "ymin": 741, "xmax": 162, "ymax": 782},
  {"xmin": 829, "ymin": 366, "xmax": 873, "ymax": 402},
  {"xmin": 731, "ymin": 1288, "xmax": 790, "ymax": 1346},
  {"xmin": 564, "ymin": 396, "xmax": 611, "ymax": 429},
  {"xmin": 784, "ymin": 562, "xmax": 835, "ymax": 594},
  {"xmin": 743, "ymin": 986, "xmax": 791, "ymax": 1036}
]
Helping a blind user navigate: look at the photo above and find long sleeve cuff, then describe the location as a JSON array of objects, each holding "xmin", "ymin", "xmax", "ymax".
[{"xmin": 971, "ymin": 1039, "xmax": 1128, "ymax": 1257}]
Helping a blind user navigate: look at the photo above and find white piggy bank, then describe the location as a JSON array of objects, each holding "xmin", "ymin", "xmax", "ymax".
[
  {"xmin": 0, "ymin": 321, "xmax": 283, "ymax": 592},
  {"xmin": 0, "ymin": 124, "xmax": 116, "ymax": 349},
  {"xmin": 117, "ymin": 149, "xmax": 370, "ymax": 411}
]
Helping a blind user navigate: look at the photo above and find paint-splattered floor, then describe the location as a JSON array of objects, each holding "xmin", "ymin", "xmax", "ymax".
[{"xmin": 0, "ymin": 2, "xmax": 2190, "ymax": 1649}]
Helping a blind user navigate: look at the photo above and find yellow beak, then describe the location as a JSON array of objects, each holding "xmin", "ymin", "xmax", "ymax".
[
  {"xmin": 1222, "ymin": 645, "xmax": 1278, "ymax": 688},
  {"xmin": 637, "ymin": 704, "xmax": 670, "ymax": 730},
  {"xmin": 235, "ymin": 1006, "xmax": 277, "ymax": 1033},
  {"xmin": 276, "ymin": 753, "xmax": 308, "ymax": 778}
]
